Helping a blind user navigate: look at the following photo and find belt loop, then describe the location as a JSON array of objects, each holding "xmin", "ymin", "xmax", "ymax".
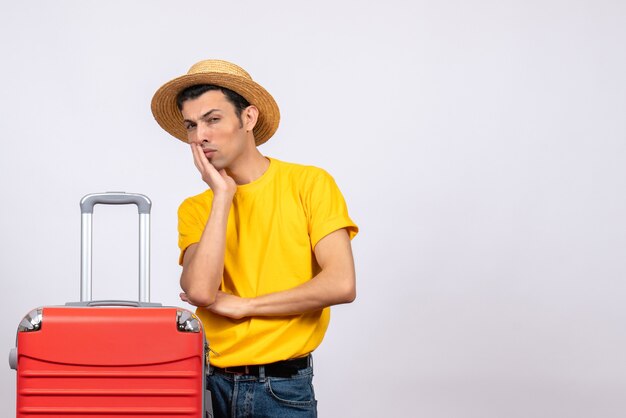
[
  {"xmin": 309, "ymin": 354, "xmax": 313, "ymax": 369},
  {"xmin": 258, "ymin": 365, "xmax": 266, "ymax": 382}
]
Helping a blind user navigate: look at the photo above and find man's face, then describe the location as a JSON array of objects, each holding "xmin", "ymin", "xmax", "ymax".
[{"xmin": 181, "ymin": 90, "xmax": 250, "ymax": 171}]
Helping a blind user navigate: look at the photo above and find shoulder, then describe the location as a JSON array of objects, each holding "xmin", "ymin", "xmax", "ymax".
[
  {"xmin": 178, "ymin": 189, "xmax": 213, "ymax": 216},
  {"xmin": 270, "ymin": 158, "xmax": 334, "ymax": 183}
]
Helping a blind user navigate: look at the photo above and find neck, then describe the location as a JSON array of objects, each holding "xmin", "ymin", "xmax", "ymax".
[{"xmin": 226, "ymin": 149, "xmax": 270, "ymax": 185}]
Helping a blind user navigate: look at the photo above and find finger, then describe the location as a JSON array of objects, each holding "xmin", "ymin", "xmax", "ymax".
[
  {"xmin": 191, "ymin": 144, "xmax": 218, "ymax": 178},
  {"xmin": 218, "ymin": 169, "xmax": 235, "ymax": 184},
  {"xmin": 196, "ymin": 145, "xmax": 219, "ymax": 175},
  {"xmin": 190, "ymin": 143, "xmax": 207, "ymax": 171},
  {"xmin": 190, "ymin": 144, "xmax": 204, "ymax": 173}
]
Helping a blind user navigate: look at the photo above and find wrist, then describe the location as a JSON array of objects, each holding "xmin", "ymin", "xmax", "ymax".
[
  {"xmin": 242, "ymin": 297, "xmax": 255, "ymax": 317},
  {"xmin": 212, "ymin": 192, "xmax": 234, "ymax": 205},
  {"xmin": 210, "ymin": 195, "xmax": 233, "ymax": 215}
]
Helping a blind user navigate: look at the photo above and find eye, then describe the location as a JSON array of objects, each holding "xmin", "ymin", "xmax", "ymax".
[
  {"xmin": 185, "ymin": 123, "xmax": 196, "ymax": 131},
  {"xmin": 208, "ymin": 117, "xmax": 220, "ymax": 124}
]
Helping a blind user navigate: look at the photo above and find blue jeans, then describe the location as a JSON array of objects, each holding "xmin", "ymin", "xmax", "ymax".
[{"xmin": 206, "ymin": 363, "xmax": 317, "ymax": 417}]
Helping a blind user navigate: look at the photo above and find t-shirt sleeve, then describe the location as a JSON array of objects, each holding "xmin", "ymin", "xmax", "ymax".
[
  {"xmin": 177, "ymin": 198, "xmax": 205, "ymax": 265},
  {"xmin": 305, "ymin": 169, "xmax": 359, "ymax": 250}
]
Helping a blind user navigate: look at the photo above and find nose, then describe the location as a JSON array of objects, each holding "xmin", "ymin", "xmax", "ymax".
[
  {"xmin": 188, "ymin": 122, "xmax": 211, "ymax": 145},
  {"xmin": 197, "ymin": 121, "xmax": 213, "ymax": 143}
]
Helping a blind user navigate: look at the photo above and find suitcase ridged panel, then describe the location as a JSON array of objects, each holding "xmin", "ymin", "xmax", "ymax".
[
  {"xmin": 19, "ymin": 407, "xmax": 197, "ymax": 415},
  {"xmin": 16, "ymin": 307, "xmax": 205, "ymax": 418}
]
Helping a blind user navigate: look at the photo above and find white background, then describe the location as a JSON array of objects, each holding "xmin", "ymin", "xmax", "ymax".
[{"xmin": 1, "ymin": 1, "xmax": 626, "ymax": 417}]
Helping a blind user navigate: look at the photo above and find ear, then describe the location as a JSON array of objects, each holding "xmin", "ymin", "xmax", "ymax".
[{"xmin": 242, "ymin": 105, "xmax": 259, "ymax": 132}]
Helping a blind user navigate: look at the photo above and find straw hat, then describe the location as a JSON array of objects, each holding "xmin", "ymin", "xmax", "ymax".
[{"xmin": 151, "ymin": 59, "xmax": 280, "ymax": 146}]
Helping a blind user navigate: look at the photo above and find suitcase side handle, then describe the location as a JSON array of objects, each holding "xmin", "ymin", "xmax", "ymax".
[{"xmin": 80, "ymin": 192, "xmax": 152, "ymax": 303}]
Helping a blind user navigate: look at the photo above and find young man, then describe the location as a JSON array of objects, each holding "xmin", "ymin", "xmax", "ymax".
[{"xmin": 151, "ymin": 60, "xmax": 358, "ymax": 417}]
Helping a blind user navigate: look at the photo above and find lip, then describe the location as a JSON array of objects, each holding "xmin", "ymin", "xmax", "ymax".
[{"xmin": 202, "ymin": 149, "xmax": 217, "ymax": 157}]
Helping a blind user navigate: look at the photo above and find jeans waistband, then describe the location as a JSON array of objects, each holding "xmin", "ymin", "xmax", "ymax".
[{"xmin": 211, "ymin": 355, "xmax": 311, "ymax": 378}]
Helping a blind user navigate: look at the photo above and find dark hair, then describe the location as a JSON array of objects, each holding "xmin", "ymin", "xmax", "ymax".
[{"xmin": 176, "ymin": 84, "xmax": 250, "ymax": 121}]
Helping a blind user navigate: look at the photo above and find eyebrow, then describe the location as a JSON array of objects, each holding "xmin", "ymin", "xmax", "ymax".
[{"xmin": 183, "ymin": 109, "xmax": 221, "ymax": 124}]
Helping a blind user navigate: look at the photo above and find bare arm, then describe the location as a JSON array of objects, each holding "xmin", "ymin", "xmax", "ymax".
[
  {"xmin": 179, "ymin": 143, "xmax": 236, "ymax": 306},
  {"xmin": 204, "ymin": 228, "xmax": 356, "ymax": 318}
]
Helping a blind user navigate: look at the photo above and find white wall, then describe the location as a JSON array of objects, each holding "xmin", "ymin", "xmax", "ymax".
[{"xmin": 1, "ymin": 1, "xmax": 625, "ymax": 416}]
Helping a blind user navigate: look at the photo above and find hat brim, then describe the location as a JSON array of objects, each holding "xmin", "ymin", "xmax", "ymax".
[{"xmin": 151, "ymin": 72, "xmax": 280, "ymax": 146}]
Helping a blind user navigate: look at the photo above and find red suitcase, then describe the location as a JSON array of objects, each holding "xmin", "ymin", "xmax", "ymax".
[{"xmin": 9, "ymin": 192, "xmax": 210, "ymax": 418}]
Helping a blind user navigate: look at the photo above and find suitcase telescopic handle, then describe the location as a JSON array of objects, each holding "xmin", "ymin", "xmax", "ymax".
[{"xmin": 80, "ymin": 192, "xmax": 152, "ymax": 303}]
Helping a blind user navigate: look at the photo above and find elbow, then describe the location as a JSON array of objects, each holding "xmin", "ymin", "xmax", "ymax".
[
  {"xmin": 182, "ymin": 284, "xmax": 217, "ymax": 307},
  {"xmin": 180, "ymin": 271, "xmax": 217, "ymax": 307},
  {"xmin": 337, "ymin": 275, "xmax": 356, "ymax": 304},
  {"xmin": 191, "ymin": 292, "xmax": 216, "ymax": 307},
  {"xmin": 342, "ymin": 286, "xmax": 356, "ymax": 304}
]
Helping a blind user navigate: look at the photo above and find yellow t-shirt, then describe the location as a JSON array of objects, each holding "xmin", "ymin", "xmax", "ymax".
[{"xmin": 178, "ymin": 158, "xmax": 358, "ymax": 367}]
